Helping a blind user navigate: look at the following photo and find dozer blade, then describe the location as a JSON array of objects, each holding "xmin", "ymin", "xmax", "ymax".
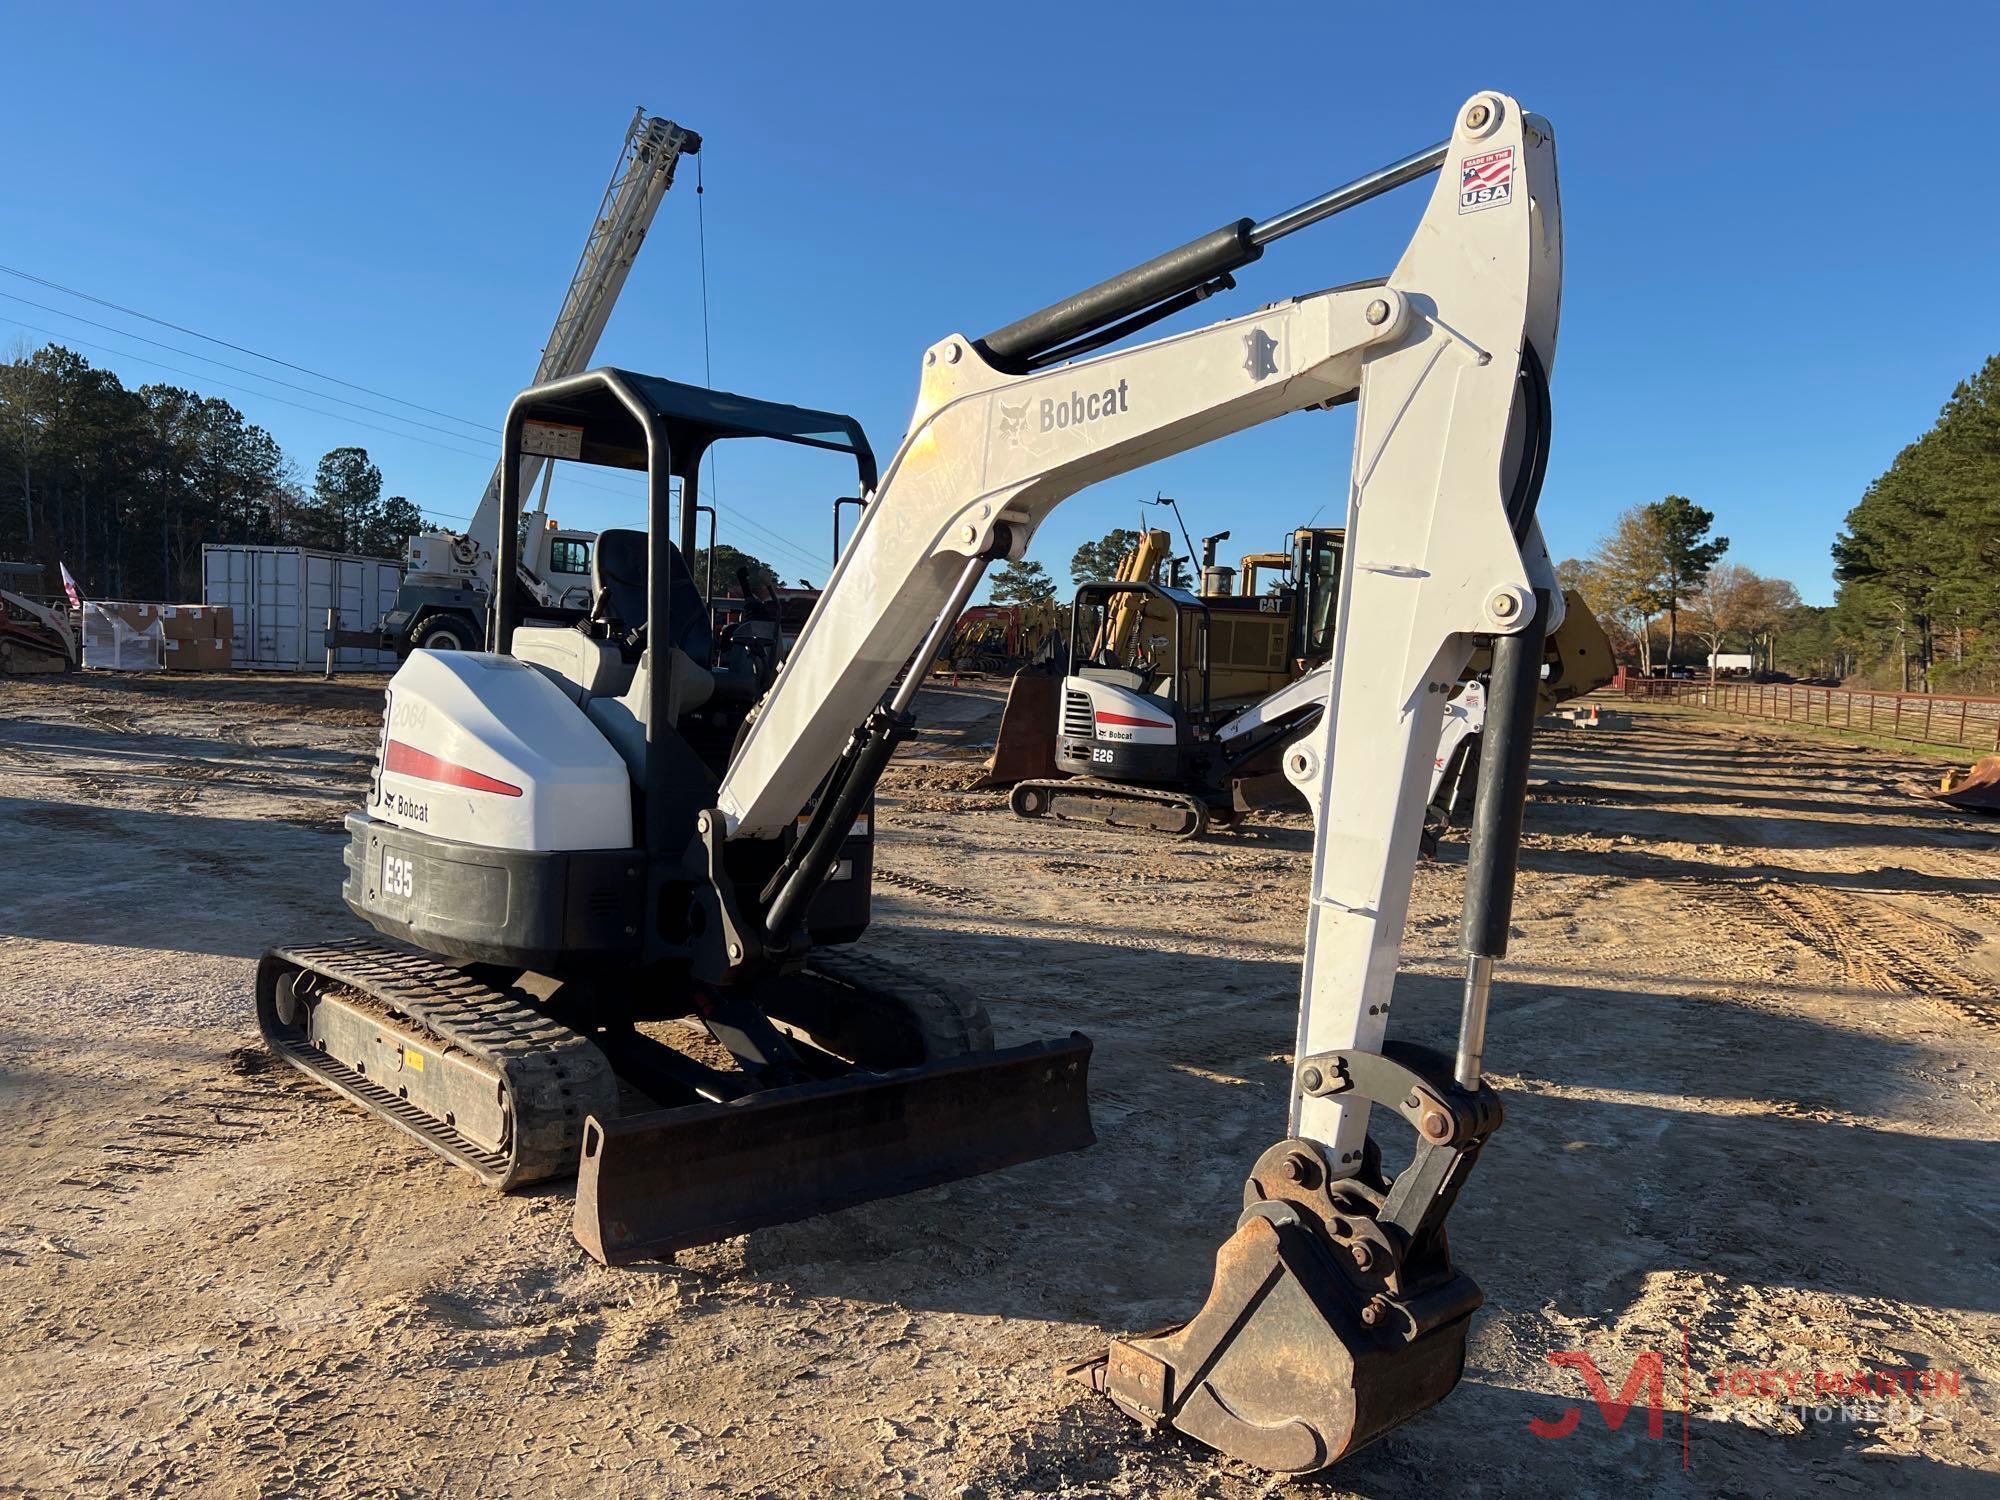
[
  {"xmin": 1933, "ymin": 755, "xmax": 2000, "ymax": 811},
  {"xmin": 979, "ymin": 664, "xmax": 1063, "ymax": 786},
  {"xmin": 575, "ymin": 1033, "xmax": 1093, "ymax": 1263},
  {"xmin": 1074, "ymin": 1204, "xmax": 1479, "ymax": 1474}
]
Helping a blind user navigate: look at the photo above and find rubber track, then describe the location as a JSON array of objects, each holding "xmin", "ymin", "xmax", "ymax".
[
  {"xmin": 810, "ymin": 947, "xmax": 997, "ymax": 1054},
  {"xmin": 259, "ymin": 937, "xmax": 618, "ymax": 1189},
  {"xmin": 875, "ymin": 868, "xmax": 979, "ymax": 907},
  {"xmin": 1010, "ymin": 778, "xmax": 1208, "ymax": 838}
]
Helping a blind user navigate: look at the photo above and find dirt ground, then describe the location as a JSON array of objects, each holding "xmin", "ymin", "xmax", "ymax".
[{"xmin": 1, "ymin": 671, "xmax": 1996, "ymax": 1498}]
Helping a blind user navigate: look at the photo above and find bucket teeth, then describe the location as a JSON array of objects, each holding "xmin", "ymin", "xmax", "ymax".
[{"xmin": 1084, "ymin": 1204, "xmax": 1479, "ymax": 1473}]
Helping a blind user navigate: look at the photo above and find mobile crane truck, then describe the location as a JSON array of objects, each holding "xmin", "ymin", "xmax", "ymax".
[{"xmin": 263, "ymin": 90, "xmax": 1563, "ymax": 1473}]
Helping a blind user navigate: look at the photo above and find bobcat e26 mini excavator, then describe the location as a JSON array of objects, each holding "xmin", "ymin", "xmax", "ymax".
[
  {"xmin": 1011, "ymin": 574, "xmax": 1610, "ymax": 838},
  {"xmin": 264, "ymin": 88, "xmax": 1563, "ymax": 1474}
]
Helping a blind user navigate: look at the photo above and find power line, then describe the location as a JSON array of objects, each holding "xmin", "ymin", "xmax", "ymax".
[
  {"xmin": 691, "ymin": 150, "xmax": 732, "ymax": 562},
  {"xmin": 0, "ymin": 313, "xmax": 656, "ymax": 514},
  {"xmin": 1, "ymin": 314, "xmax": 478, "ymax": 523},
  {"xmin": 707, "ymin": 502, "xmax": 831, "ymax": 577},
  {"xmin": 0, "ymin": 262, "xmax": 491, "ymax": 433},
  {"xmin": 0, "ymin": 289, "xmax": 500, "ymax": 443},
  {"xmin": 696, "ymin": 154, "xmax": 714, "ymax": 389},
  {"xmin": 1, "ymin": 254, "xmax": 833, "ymax": 573}
]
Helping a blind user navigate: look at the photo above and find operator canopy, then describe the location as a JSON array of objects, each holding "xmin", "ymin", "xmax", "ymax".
[{"xmin": 507, "ymin": 366, "xmax": 878, "ymax": 490}]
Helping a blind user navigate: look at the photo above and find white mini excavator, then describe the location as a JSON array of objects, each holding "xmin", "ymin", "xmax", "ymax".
[{"xmin": 264, "ymin": 90, "xmax": 1564, "ymax": 1474}]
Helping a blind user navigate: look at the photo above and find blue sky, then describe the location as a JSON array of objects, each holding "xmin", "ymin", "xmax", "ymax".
[{"xmin": 5, "ymin": 2, "xmax": 1995, "ymax": 604}]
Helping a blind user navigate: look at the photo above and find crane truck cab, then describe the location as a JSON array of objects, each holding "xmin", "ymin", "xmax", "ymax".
[{"xmin": 382, "ymin": 517, "xmax": 601, "ymax": 654}]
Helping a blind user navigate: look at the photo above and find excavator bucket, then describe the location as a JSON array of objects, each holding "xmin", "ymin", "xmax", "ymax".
[
  {"xmin": 1934, "ymin": 756, "xmax": 2000, "ymax": 812},
  {"xmin": 979, "ymin": 662, "xmax": 1063, "ymax": 786},
  {"xmin": 1074, "ymin": 1207, "xmax": 1478, "ymax": 1473},
  {"xmin": 574, "ymin": 1034, "xmax": 1094, "ymax": 1263},
  {"xmin": 1538, "ymin": 588, "xmax": 1616, "ymax": 711}
]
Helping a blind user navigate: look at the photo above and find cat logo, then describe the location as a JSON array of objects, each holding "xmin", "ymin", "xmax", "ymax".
[
  {"xmin": 996, "ymin": 398, "xmax": 1034, "ymax": 446},
  {"xmin": 1243, "ymin": 328, "xmax": 1279, "ymax": 381}
]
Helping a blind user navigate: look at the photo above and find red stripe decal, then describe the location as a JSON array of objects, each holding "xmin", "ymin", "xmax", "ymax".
[
  {"xmin": 1095, "ymin": 711, "xmax": 1175, "ymax": 730},
  {"xmin": 384, "ymin": 739, "xmax": 523, "ymax": 797}
]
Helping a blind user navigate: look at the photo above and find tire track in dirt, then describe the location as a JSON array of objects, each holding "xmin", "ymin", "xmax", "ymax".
[
  {"xmin": 1697, "ymin": 879, "xmax": 2000, "ymax": 1031},
  {"xmin": 875, "ymin": 868, "xmax": 978, "ymax": 907},
  {"xmin": 49, "ymin": 1049, "xmax": 312, "ymax": 1230}
]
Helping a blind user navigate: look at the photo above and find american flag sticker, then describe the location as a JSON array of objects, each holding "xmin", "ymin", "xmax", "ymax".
[{"xmin": 1459, "ymin": 147, "xmax": 1514, "ymax": 214}]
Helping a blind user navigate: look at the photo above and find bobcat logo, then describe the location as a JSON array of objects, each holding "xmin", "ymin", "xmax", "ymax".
[
  {"xmin": 996, "ymin": 398, "xmax": 1034, "ymax": 446},
  {"xmin": 1243, "ymin": 328, "xmax": 1279, "ymax": 381}
]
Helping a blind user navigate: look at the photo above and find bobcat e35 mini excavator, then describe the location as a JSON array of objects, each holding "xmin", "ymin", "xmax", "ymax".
[{"xmin": 264, "ymin": 89, "xmax": 1563, "ymax": 1475}]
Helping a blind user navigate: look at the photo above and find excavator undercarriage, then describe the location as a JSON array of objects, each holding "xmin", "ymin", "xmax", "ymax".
[{"xmin": 259, "ymin": 937, "xmax": 1089, "ymax": 1262}]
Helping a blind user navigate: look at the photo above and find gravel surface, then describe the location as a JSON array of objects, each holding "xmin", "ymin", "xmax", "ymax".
[{"xmin": 1, "ymin": 673, "xmax": 1994, "ymax": 1497}]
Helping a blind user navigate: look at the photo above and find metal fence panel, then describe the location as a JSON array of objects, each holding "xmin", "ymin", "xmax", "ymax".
[{"xmin": 1630, "ymin": 680, "xmax": 2000, "ymax": 752}]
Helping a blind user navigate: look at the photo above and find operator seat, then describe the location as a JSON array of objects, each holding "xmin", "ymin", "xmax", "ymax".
[
  {"xmin": 591, "ymin": 528, "xmax": 712, "ymax": 666},
  {"xmin": 582, "ymin": 529, "xmax": 717, "ymax": 783}
]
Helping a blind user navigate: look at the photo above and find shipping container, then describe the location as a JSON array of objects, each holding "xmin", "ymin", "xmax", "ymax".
[{"xmin": 202, "ymin": 545, "xmax": 404, "ymax": 671}]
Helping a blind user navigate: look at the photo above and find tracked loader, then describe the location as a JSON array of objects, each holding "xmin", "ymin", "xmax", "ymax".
[
  {"xmin": 267, "ymin": 89, "xmax": 1572, "ymax": 1473},
  {"xmin": 0, "ymin": 586, "xmax": 76, "ymax": 674}
]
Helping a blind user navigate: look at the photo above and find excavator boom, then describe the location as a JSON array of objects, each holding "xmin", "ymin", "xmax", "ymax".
[{"xmin": 698, "ymin": 90, "xmax": 1563, "ymax": 1470}]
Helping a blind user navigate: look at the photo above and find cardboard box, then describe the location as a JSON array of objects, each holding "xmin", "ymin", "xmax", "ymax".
[
  {"xmin": 161, "ymin": 603, "xmax": 233, "ymax": 641},
  {"xmin": 95, "ymin": 602, "xmax": 162, "ymax": 634},
  {"xmin": 84, "ymin": 601, "xmax": 232, "ymax": 667},
  {"xmin": 161, "ymin": 636, "xmax": 234, "ymax": 671}
]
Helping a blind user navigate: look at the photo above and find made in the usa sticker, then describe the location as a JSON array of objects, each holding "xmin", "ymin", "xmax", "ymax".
[{"xmin": 1459, "ymin": 147, "xmax": 1514, "ymax": 213}]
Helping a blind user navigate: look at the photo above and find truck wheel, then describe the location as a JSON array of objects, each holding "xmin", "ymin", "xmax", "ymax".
[{"xmin": 414, "ymin": 616, "xmax": 478, "ymax": 652}]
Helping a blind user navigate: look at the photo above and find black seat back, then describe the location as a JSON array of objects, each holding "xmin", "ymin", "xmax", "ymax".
[{"xmin": 591, "ymin": 528, "xmax": 712, "ymax": 664}]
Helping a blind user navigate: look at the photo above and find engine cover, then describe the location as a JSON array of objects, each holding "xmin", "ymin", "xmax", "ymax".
[{"xmin": 369, "ymin": 650, "xmax": 633, "ymax": 852}]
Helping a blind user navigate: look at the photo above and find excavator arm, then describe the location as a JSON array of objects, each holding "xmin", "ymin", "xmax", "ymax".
[{"xmin": 711, "ymin": 90, "xmax": 1562, "ymax": 1470}]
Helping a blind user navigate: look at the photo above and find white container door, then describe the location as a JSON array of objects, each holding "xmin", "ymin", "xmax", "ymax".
[
  {"xmin": 256, "ymin": 550, "xmax": 303, "ymax": 669},
  {"xmin": 330, "ymin": 557, "xmax": 370, "ymax": 669},
  {"xmin": 302, "ymin": 553, "xmax": 336, "ymax": 672},
  {"xmin": 202, "ymin": 547, "xmax": 254, "ymax": 665},
  {"xmin": 368, "ymin": 560, "xmax": 403, "ymax": 667}
]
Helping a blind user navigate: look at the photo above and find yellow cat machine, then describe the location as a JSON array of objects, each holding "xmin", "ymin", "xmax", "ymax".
[{"xmin": 1007, "ymin": 527, "xmax": 1346, "ymax": 834}]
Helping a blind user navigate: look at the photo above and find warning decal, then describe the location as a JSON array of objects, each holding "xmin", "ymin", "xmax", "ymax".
[{"xmin": 1459, "ymin": 147, "xmax": 1514, "ymax": 214}]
